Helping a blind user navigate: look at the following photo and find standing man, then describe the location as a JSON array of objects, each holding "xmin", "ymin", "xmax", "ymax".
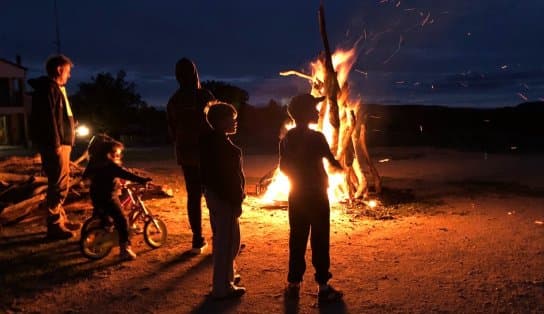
[
  {"xmin": 166, "ymin": 58, "xmax": 215, "ymax": 253},
  {"xmin": 28, "ymin": 54, "xmax": 80, "ymax": 240}
]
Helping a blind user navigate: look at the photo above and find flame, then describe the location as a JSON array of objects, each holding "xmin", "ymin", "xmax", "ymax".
[{"xmin": 260, "ymin": 48, "xmax": 359, "ymax": 206}]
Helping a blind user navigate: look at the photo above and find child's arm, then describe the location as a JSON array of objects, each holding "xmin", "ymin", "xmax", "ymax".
[
  {"xmin": 278, "ymin": 138, "xmax": 294, "ymax": 176},
  {"xmin": 111, "ymin": 164, "xmax": 151, "ymax": 184},
  {"xmin": 318, "ymin": 133, "xmax": 343, "ymax": 170}
]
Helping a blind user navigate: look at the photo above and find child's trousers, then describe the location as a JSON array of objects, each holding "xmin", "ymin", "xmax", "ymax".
[
  {"xmin": 287, "ymin": 190, "xmax": 332, "ymax": 285},
  {"xmin": 204, "ymin": 190, "xmax": 241, "ymax": 295}
]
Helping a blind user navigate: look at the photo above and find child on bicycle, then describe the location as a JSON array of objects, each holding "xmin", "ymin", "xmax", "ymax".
[{"xmin": 83, "ymin": 138, "xmax": 151, "ymax": 260}]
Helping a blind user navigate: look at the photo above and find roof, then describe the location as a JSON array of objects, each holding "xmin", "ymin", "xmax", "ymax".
[{"xmin": 0, "ymin": 58, "xmax": 27, "ymax": 71}]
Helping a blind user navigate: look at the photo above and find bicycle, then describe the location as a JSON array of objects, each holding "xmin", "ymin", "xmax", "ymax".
[{"xmin": 79, "ymin": 181, "xmax": 168, "ymax": 260}]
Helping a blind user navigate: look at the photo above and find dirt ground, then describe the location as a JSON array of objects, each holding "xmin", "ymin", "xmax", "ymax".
[{"xmin": 1, "ymin": 146, "xmax": 543, "ymax": 314}]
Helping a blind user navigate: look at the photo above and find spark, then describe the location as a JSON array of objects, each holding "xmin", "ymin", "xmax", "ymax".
[
  {"xmin": 379, "ymin": 0, "xmax": 388, "ymax": 3},
  {"xmin": 510, "ymin": 146, "xmax": 518, "ymax": 150},
  {"xmin": 467, "ymin": 32, "xmax": 471, "ymax": 36},
  {"xmin": 413, "ymin": 82, "xmax": 421, "ymax": 86},
  {"xmin": 355, "ymin": 69, "xmax": 368, "ymax": 77},
  {"xmin": 404, "ymin": 8, "xmax": 416, "ymax": 11},
  {"xmin": 517, "ymin": 92, "xmax": 528, "ymax": 101},
  {"xmin": 395, "ymin": 81, "xmax": 406, "ymax": 84},
  {"xmin": 421, "ymin": 13, "xmax": 431, "ymax": 26},
  {"xmin": 378, "ymin": 158, "xmax": 390, "ymax": 163},
  {"xmin": 383, "ymin": 35, "xmax": 404, "ymax": 64},
  {"xmin": 419, "ymin": 125, "xmax": 423, "ymax": 133},
  {"xmin": 500, "ymin": 65, "xmax": 508, "ymax": 69},
  {"xmin": 396, "ymin": 1, "xmax": 401, "ymax": 7}
]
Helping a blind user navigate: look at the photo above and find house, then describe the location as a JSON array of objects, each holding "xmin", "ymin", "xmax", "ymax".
[{"xmin": 0, "ymin": 57, "xmax": 30, "ymax": 146}]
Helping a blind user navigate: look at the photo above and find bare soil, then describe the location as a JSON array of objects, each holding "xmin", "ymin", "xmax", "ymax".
[{"xmin": 1, "ymin": 147, "xmax": 543, "ymax": 313}]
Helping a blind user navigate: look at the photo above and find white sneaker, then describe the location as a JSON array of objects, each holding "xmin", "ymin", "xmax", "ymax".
[
  {"xmin": 119, "ymin": 246, "xmax": 137, "ymax": 260},
  {"xmin": 190, "ymin": 241, "xmax": 208, "ymax": 254}
]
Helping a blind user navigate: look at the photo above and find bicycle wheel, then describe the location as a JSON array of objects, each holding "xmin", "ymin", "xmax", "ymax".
[
  {"xmin": 144, "ymin": 218, "xmax": 167, "ymax": 248},
  {"xmin": 80, "ymin": 227, "xmax": 115, "ymax": 260},
  {"xmin": 81, "ymin": 216, "xmax": 102, "ymax": 234}
]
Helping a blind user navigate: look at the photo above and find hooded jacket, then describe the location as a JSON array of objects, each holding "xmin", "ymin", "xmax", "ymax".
[
  {"xmin": 28, "ymin": 76, "xmax": 75, "ymax": 149},
  {"xmin": 166, "ymin": 58, "xmax": 215, "ymax": 166}
]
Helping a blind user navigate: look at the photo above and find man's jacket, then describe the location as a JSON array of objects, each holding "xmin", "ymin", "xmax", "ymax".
[{"xmin": 28, "ymin": 76, "xmax": 75, "ymax": 149}]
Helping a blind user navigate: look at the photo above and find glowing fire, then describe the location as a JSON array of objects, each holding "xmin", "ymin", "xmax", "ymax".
[{"xmin": 261, "ymin": 48, "xmax": 359, "ymax": 205}]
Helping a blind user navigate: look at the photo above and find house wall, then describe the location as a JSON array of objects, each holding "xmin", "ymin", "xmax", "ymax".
[{"xmin": 0, "ymin": 60, "xmax": 29, "ymax": 146}]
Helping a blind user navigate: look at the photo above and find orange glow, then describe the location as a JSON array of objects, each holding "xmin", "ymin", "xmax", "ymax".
[{"xmin": 260, "ymin": 48, "xmax": 360, "ymax": 206}]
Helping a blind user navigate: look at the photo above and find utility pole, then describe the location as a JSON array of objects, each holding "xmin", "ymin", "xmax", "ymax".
[{"xmin": 53, "ymin": 0, "xmax": 61, "ymax": 53}]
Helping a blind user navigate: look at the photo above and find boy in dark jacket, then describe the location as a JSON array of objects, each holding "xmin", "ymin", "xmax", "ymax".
[
  {"xmin": 200, "ymin": 102, "xmax": 246, "ymax": 299},
  {"xmin": 83, "ymin": 139, "xmax": 151, "ymax": 260},
  {"xmin": 279, "ymin": 94, "xmax": 344, "ymax": 305},
  {"xmin": 28, "ymin": 54, "xmax": 80, "ymax": 240}
]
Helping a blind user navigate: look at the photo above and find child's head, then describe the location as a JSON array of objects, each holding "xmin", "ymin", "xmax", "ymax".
[
  {"xmin": 287, "ymin": 94, "xmax": 325, "ymax": 125},
  {"xmin": 103, "ymin": 140, "xmax": 124, "ymax": 165},
  {"xmin": 205, "ymin": 102, "xmax": 238, "ymax": 135}
]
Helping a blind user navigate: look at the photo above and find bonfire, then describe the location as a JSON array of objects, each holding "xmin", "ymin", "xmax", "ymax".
[{"xmin": 260, "ymin": 4, "xmax": 382, "ymax": 207}]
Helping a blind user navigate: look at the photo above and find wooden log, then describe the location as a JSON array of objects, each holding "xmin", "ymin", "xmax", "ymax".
[
  {"xmin": 0, "ymin": 172, "xmax": 47, "ymax": 184},
  {"xmin": 0, "ymin": 155, "xmax": 41, "ymax": 169},
  {"xmin": 0, "ymin": 193, "xmax": 46, "ymax": 225}
]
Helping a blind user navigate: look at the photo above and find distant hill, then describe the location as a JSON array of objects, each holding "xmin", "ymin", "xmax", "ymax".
[{"xmin": 365, "ymin": 101, "xmax": 544, "ymax": 152}]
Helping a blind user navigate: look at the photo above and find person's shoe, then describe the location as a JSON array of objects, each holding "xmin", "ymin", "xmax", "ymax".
[
  {"xmin": 119, "ymin": 245, "xmax": 137, "ymax": 261},
  {"xmin": 317, "ymin": 285, "xmax": 343, "ymax": 306},
  {"xmin": 212, "ymin": 285, "xmax": 246, "ymax": 300},
  {"xmin": 190, "ymin": 240, "xmax": 208, "ymax": 254},
  {"xmin": 46, "ymin": 224, "xmax": 75, "ymax": 240},
  {"xmin": 64, "ymin": 221, "xmax": 82, "ymax": 231},
  {"xmin": 284, "ymin": 282, "xmax": 301, "ymax": 299},
  {"xmin": 233, "ymin": 273, "xmax": 241, "ymax": 285},
  {"xmin": 129, "ymin": 223, "xmax": 143, "ymax": 234}
]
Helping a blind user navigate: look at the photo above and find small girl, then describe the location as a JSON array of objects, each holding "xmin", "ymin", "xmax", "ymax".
[{"xmin": 83, "ymin": 139, "xmax": 151, "ymax": 260}]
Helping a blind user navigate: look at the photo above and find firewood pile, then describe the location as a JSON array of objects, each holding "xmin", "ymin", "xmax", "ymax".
[
  {"xmin": 0, "ymin": 155, "xmax": 87, "ymax": 226},
  {"xmin": 0, "ymin": 155, "xmax": 172, "ymax": 227}
]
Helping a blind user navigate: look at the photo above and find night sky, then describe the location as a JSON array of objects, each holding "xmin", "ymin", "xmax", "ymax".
[{"xmin": 2, "ymin": 0, "xmax": 544, "ymax": 108}]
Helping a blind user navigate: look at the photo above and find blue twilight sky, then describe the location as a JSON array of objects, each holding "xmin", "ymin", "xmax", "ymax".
[{"xmin": 2, "ymin": 0, "xmax": 544, "ymax": 108}]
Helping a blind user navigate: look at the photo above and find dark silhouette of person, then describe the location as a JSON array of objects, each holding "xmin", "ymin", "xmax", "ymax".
[
  {"xmin": 28, "ymin": 54, "xmax": 80, "ymax": 240},
  {"xmin": 200, "ymin": 102, "xmax": 246, "ymax": 299},
  {"xmin": 280, "ymin": 94, "xmax": 344, "ymax": 305},
  {"xmin": 166, "ymin": 58, "xmax": 215, "ymax": 253}
]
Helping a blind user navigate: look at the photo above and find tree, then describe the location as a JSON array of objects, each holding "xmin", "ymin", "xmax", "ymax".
[
  {"xmin": 202, "ymin": 80, "xmax": 249, "ymax": 109},
  {"xmin": 71, "ymin": 71, "xmax": 150, "ymax": 138}
]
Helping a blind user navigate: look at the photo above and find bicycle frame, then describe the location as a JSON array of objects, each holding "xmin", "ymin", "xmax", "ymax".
[{"xmin": 123, "ymin": 184, "xmax": 162, "ymax": 230}]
